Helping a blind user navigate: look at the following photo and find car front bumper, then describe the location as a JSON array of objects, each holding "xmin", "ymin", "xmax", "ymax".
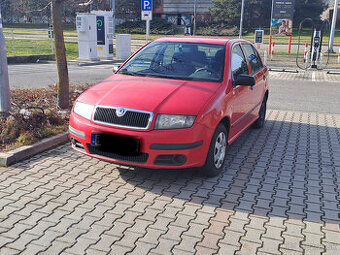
[{"xmin": 69, "ymin": 113, "xmax": 213, "ymax": 169}]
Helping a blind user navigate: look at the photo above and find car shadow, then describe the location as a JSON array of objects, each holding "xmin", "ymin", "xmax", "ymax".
[
  {"xmin": 115, "ymin": 118, "xmax": 340, "ymax": 225},
  {"xmin": 7, "ymin": 115, "xmax": 340, "ymax": 227}
]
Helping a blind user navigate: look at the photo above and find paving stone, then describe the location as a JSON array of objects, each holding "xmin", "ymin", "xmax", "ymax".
[
  {"xmin": 218, "ymin": 243, "xmax": 240, "ymax": 255},
  {"xmin": 150, "ymin": 238, "xmax": 179, "ymax": 255},
  {"xmin": 197, "ymin": 232, "xmax": 221, "ymax": 250},
  {"xmin": 86, "ymin": 234, "xmax": 120, "ymax": 252},
  {"xmin": 173, "ymin": 234, "xmax": 201, "ymax": 253},
  {"xmin": 237, "ymin": 240, "xmax": 261, "ymax": 254},
  {"xmin": 258, "ymin": 237, "xmax": 282, "ymax": 255},
  {"xmin": 0, "ymin": 109, "xmax": 340, "ymax": 255}
]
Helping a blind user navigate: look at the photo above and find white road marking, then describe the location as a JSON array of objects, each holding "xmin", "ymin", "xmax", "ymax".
[{"xmin": 312, "ymin": 71, "xmax": 316, "ymax": 82}]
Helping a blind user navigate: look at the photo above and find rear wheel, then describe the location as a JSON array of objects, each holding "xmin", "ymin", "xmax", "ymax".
[
  {"xmin": 252, "ymin": 97, "xmax": 267, "ymax": 129},
  {"xmin": 201, "ymin": 124, "xmax": 228, "ymax": 177}
]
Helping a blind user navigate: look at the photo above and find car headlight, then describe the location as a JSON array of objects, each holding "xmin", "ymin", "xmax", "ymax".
[
  {"xmin": 155, "ymin": 114, "xmax": 196, "ymax": 130},
  {"xmin": 73, "ymin": 101, "xmax": 95, "ymax": 120}
]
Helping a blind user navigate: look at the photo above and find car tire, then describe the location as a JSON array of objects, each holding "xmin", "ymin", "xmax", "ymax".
[
  {"xmin": 252, "ymin": 97, "xmax": 267, "ymax": 129},
  {"xmin": 201, "ymin": 124, "xmax": 228, "ymax": 177}
]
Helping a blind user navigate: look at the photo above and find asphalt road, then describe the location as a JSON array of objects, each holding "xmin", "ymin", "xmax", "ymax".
[
  {"xmin": 8, "ymin": 63, "xmax": 115, "ymax": 89},
  {"xmin": 269, "ymin": 78, "xmax": 340, "ymax": 114}
]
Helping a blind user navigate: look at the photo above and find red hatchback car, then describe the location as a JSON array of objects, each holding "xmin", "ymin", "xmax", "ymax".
[{"xmin": 69, "ymin": 37, "xmax": 269, "ymax": 176}]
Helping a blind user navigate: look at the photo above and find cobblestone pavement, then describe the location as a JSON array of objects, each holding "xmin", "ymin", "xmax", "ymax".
[
  {"xmin": 0, "ymin": 109, "xmax": 340, "ymax": 255},
  {"xmin": 269, "ymin": 71, "xmax": 340, "ymax": 82}
]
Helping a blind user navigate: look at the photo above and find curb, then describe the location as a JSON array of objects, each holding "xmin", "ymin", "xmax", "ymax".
[
  {"xmin": 0, "ymin": 132, "xmax": 69, "ymax": 167},
  {"xmin": 68, "ymin": 59, "xmax": 126, "ymax": 67}
]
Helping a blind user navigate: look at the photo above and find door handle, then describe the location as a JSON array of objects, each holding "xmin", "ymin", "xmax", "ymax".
[{"xmin": 263, "ymin": 75, "xmax": 266, "ymax": 81}]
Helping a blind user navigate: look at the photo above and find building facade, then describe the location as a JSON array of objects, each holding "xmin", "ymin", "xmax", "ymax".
[
  {"xmin": 322, "ymin": 0, "xmax": 340, "ymax": 27},
  {"xmin": 154, "ymin": 0, "xmax": 213, "ymax": 25}
]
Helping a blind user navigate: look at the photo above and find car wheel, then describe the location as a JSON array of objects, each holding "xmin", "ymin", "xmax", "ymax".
[
  {"xmin": 252, "ymin": 97, "xmax": 267, "ymax": 129},
  {"xmin": 201, "ymin": 124, "xmax": 228, "ymax": 177}
]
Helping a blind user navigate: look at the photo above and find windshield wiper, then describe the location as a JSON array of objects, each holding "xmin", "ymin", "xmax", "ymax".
[{"xmin": 119, "ymin": 69, "xmax": 148, "ymax": 77}]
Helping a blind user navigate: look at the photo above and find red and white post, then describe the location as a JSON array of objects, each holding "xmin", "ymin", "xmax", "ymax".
[
  {"xmin": 288, "ymin": 35, "xmax": 292, "ymax": 54},
  {"xmin": 268, "ymin": 35, "xmax": 272, "ymax": 58},
  {"xmin": 338, "ymin": 47, "xmax": 340, "ymax": 64},
  {"xmin": 304, "ymin": 43, "xmax": 308, "ymax": 63},
  {"xmin": 271, "ymin": 42, "xmax": 275, "ymax": 60}
]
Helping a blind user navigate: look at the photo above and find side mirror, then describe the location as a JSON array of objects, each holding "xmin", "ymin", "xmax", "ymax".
[
  {"xmin": 113, "ymin": 65, "xmax": 121, "ymax": 73},
  {"xmin": 235, "ymin": 74, "xmax": 255, "ymax": 87}
]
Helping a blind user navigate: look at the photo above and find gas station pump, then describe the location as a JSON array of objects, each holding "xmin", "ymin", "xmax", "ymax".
[{"xmin": 296, "ymin": 18, "xmax": 330, "ymax": 70}]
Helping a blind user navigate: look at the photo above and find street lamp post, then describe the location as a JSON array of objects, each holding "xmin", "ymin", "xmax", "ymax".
[
  {"xmin": 239, "ymin": 0, "xmax": 245, "ymax": 38},
  {"xmin": 110, "ymin": 0, "xmax": 116, "ymax": 35},
  {"xmin": 0, "ymin": 4, "xmax": 11, "ymax": 115},
  {"xmin": 193, "ymin": 0, "xmax": 197, "ymax": 35},
  {"xmin": 329, "ymin": 0, "xmax": 339, "ymax": 52}
]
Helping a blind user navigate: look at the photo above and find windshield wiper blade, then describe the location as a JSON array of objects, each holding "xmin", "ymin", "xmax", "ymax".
[{"xmin": 119, "ymin": 70, "xmax": 145, "ymax": 77}]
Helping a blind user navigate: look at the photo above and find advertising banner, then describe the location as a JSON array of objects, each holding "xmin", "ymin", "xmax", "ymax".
[{"xmin": 271, "ymin": 0, "xmax": 295, "ymax": 36}]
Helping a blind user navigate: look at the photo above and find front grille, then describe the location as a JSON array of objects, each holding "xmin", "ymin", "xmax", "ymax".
[
  {"xmin": 93, "ymin": 107, "xmax": 152, "ymax": 129},
  {"xmin": 87, "ymin": 144, "xmax": 149, "ymax": 163}
]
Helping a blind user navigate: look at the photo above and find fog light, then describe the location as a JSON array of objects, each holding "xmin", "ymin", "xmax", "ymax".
[{"xmin": 69, "ymin": 126, "xmax": 86, "ymax": 139}]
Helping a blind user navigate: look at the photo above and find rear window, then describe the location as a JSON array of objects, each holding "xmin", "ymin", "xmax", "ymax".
[{"xmin": 242, "ymin": 44, "xmax": 263, "ymax": 75}]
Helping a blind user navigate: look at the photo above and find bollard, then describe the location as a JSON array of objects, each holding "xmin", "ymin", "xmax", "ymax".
[
  {"xmin": 304, "ymin": 51, "xmax": 309, "ymax": 69},
  {"xmin": 338, "ymin": 47, "xmax": 340, "ymax": 64},
  {"xmin": 268, "ymin": 35, "xmax": 272, "ymax": 57},
  {"xmin": 288, "ymin": 35, "xmax": 292, "ymax": 54},
  {"xmin": 271, "ymin": 42, "xmax": 275, "ymax": 60},
  {"xmin": 264, "ymin": 50, "xmax": 267, "ymax": 65},
  {"xmin": 304, "ymin": 43, "xmax": 308, "ymax": 63}
]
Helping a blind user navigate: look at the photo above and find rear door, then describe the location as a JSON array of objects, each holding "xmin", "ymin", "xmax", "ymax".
[{"xmin": 241, "ymin": 43, "xmax": 266, "ymax": 120}]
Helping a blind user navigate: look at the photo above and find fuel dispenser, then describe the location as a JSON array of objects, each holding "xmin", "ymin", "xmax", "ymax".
[{"xmin": 296, "ymin": 18, "xmax": 330, "ymax": 70}]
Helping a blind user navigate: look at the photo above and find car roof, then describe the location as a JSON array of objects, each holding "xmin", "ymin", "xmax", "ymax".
[{"xmin": 154, "ymin": 36, "xmax": 241, "ymax": 45}]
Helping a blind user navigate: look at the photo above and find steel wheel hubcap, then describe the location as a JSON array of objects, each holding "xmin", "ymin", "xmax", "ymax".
[{"xmin": 214, "ymin": 132, "xmax": 226, "ymax": 169}]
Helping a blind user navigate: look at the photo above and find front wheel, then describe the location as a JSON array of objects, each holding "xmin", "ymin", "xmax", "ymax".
[{"xmin": 201, "ymin": 124, "xmax": 228, "ymax": 177}]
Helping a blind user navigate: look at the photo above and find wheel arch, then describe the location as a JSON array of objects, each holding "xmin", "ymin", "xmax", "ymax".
[
  {"xmin": 264, "ymin": 90, "xmax": 269, "ymax": 102},
  {"xmin": 218, "ymin": 116, "xmax": 231, "ymax": 144}
]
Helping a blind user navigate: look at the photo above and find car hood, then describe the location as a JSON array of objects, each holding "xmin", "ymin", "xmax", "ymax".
[{"xmin": 77, "ymin": 74, "xmax": 221, "ymax": 115}]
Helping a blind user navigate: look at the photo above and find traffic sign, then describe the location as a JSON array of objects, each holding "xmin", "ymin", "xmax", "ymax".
[
  {"xmin": 141, "ymin": 0, "xmax": 152, "ymax": 11},
  {"xmin": 142, "ymin": 11, "xmax": 152, "ymax": 21}
]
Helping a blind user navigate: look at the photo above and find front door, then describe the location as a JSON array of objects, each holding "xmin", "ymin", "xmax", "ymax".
[
  {"xmin": 229, "ymin": 44, "xmax": 253, "ymax": 138},
  {"xmin": 241, "ymin": 43, "xmax": 266, "ymax": 121}
]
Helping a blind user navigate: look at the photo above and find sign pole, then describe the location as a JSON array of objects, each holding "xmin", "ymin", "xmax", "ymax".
[
  {"xmin": 111, "ymin": 0, "xmax": 116, "ymax": 36},
  {"xmin": 0, "ymin": 5, "xmax": 11, "ymax": 116},
  {"xmin": 146, "ymin": 20, "xmax": 150, "ymax": 42},
  {"xmin": 239, "ymin": 0, "xmax": 245, "ymax": 38},
  {"xmin": 269, "ymin": 0, "xmax": 274, "ymax": 58},
  {"xmin": 141, "ymin": 0, "xmax": 152, "ymax": 43},
  {"xmin": 329, "ymin": 0, "xmax": 339, "ymax": 52},
  {"xmin": 193, "ymin": 0, "xmax": 197, "ymax": 36}
]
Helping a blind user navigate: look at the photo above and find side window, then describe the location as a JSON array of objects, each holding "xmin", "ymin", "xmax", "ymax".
[
  {"xmin": 162, "ymin": 44, "xmax": 176, "ymax": 66},
  {"xmin": 242, "ymin": 44, "xmax": 263, "ymax": 74},
  {"xmin": 231, "ymin": 45, "xmax": 249, "ymax": 82}
]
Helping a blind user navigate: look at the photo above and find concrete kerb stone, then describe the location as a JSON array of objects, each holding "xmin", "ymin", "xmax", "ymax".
[
  {"xmin": 69, "ymin": 59, "xmax": 125, "ymax": 67},
  {"xmin": 0, "ymin": 132, "xmax": 69, "ymax": 167}
]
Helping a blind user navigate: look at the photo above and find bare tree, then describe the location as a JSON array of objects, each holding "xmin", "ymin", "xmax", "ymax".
[{"xmin": 51, "ymin": 0, "xmax": 69, "ymax": 109}]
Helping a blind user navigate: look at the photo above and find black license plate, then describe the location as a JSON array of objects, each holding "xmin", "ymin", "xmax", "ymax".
[{"xmin": 92, "ymin": 133, "xmax": 140, "ymax": 156}]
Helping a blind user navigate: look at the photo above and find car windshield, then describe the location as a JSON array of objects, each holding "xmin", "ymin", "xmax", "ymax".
[{"xmin": 118, "ymin": 41, "xmax": 226, "ymax": 82}]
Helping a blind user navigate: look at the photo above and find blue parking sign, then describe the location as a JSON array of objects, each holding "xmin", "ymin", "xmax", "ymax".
[{"xmin": 141, "ymin": 0, "xmax": 152, "ymax": 11}]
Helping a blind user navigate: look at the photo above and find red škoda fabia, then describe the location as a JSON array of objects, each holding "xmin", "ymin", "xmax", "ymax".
[{"xmin": 69, "ymin": 37, "xmax": 269, "ymax": 176}]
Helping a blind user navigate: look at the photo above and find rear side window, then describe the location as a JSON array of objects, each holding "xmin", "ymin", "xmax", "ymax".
[
  {"xmin": 231, "ymin": 45, "xmax": 249, "ymax": 81},
  {"xmin": 242, "ymin": 44, "xmax": 263, "ymax": 74}
]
